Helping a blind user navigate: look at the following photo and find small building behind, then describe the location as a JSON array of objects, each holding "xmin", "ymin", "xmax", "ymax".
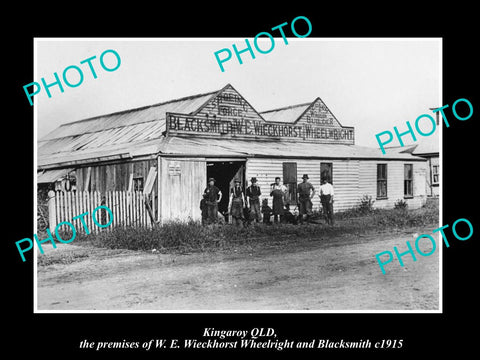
[{"xmin": 392, "ymin": 131, "xmax": 439, "ymax": 197}]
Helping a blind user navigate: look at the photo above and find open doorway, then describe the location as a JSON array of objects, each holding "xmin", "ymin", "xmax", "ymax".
[{"xmin": 206, "ymin": 160, "xmax": 245, "ymax": 216}]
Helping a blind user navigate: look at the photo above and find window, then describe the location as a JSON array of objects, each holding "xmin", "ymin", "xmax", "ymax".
[
  {"xmin": 133, "ymin": 177, "xmax": 144, "ymax": 192},
  {"xmin": 432, "ymin": 165, "xmax": 439, "ymax": 184},
  {"xmin": 404, "ymin": 164, "xmax": 413, "ymax": 197},
  {"xmin": 282, "ymin": 162, "xmax": 297, "ymax": 204},
  {"xmin": 377, "ymin": 164, "xmax": 387, "ymax": 198},
  {"xmin": 320, "ymin": 162, "xmax": 333, "ymax": 184}
]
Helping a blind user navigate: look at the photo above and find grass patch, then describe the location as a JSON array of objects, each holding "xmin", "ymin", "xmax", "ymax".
[{"xmin": 70, "ymin": 198, "xmax": 438, "ymax": 253}]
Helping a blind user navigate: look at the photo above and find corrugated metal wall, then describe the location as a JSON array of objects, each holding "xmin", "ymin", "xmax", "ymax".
[{"xmin": 247, "ymin": 158, "xmax": 427, "ymax": 212}]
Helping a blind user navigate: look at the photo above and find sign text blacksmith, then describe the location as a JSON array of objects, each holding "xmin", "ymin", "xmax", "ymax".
[{"xmin": 166, "ymin": 113, "xmax": 355, "ymax": 144}]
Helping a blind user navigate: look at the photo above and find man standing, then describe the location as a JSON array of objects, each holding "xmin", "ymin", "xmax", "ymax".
[
  {"xmin": 246, "ymin": 177, "xmax": 262, "ymax": 223},
  {"xmin": 319, "ymin": 178, "xmax": 334, "ymax": 225},
  {"xmin": 203, "ymin": 177, "xmax": 222, "ymax": 224},
  {"xmin": 228, "ymin": 179, "xmax": 246, "ymax": 226},
  {"xmin": 297, "ymin": 174, "xmax": 315, "ymax": 224},
  {"xmin": 270, "ymin": 177, "xmax": 287, "ymax": 223}
]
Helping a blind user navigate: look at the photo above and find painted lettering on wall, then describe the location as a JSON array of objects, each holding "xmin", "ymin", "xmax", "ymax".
[
  {"xmin": 168, "ymin": 161, "xmax": 181, "ymax": 176},
  {"xmin": 216, "ymin": 92, "xmax": 249, "ymax": 117},
  {"xmin": 304, "ymin": 101, "xmax": 335, "ymax": 126},
  {"xmin": 166, "ymin": 113, "xmax": 355, "ymax": 144}
]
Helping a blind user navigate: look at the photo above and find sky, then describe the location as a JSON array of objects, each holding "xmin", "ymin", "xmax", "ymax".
[{"xmin": 35, "ymin": 38, "xmax": 441, "ymax": 147}]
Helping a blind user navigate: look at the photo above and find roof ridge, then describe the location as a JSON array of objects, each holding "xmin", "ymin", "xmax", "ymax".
[
  {"xmin": 59, "ymin": 88, "xmax": 221, "ymax": 127},
  {"xmin": 260, "ymin": 101, "xmax": 312, "ymax": 114}
]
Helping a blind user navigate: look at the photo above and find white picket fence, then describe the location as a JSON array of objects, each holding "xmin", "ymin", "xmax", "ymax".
[{"xmin": 47, "ymin": 190, "xmax": 154, "ymax": 233}]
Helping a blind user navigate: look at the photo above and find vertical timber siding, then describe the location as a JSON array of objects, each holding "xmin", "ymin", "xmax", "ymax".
[
  {"xmin": 76, "ymin": 160, "xmax": 157, "ymax": 194},
  {"xmin": 74, "ymin": 159, "xmax": 158, "ymax": 221},
  {"xmin": 158, "ymin": 157, "xmax": 206, "ymax": 223}
]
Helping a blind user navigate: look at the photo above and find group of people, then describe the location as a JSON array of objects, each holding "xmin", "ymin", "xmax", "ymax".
[
  {"xmin": 269, "ymin": 174, "xmax": 334, "ymax": 225},
  {"xmin": 201, "ymin": 175, "xmax": 335, "ymax": 226}
]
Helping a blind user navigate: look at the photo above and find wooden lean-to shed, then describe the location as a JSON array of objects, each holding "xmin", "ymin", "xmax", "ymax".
[{"xmin": 38, "ymin": 84, "xmax": 429, "ymax": 226}]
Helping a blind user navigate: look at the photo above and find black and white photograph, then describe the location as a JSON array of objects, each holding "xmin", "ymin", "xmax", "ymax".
[
  {"xmin": 34, "ymin": 38, "xmax": 441, "ymax": 312},
  {"xmin": 7, "ymin": 8, "xmax": 478, "ymax": 356}
]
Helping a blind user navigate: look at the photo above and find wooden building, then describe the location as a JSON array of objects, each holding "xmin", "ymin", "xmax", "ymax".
[
  {"xmin": 38, "ymin": 84, "xmax": 428, "ymax": 224},
  {"xmin": 396, "ymin": 131, "xmax": 439, "ymax": 197}
]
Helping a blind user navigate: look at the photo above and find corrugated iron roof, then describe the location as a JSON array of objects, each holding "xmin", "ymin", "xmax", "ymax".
[
  {"xmin": 411, "ymin": 131, "xmax": 439, "ymax": 155},
  {"xmin": 383, "ymin": 132, "xmax": 439, "ymax": 156},
  {"xmin": 39, "ymin": 133, "xmax": 425, "ymax": 169},
  {"xmin": 40, "ymin": 90, "xmax": 217, "ymax": 141},
  {"xmin": 38, "ymin": 88, "xmax": 221, "ymax": 167},
  {"xmin": 38, "ymin": 84, "xmax": 425, "ymax": 169},
  {"xmin": 158, "ymin": 137, "xmax": 426, "ymax": 161},
  {"xmin": 38, "ymin": 138, "xmax": 164, "ymax": 168},
  {"xmin": 38, "ymin": 120, "xmax": 166, "ymax": 155},
  {"xmin": 260, "ymin": 103, "xmax": 311, "ymax": 123},
  {"xmin": 37, "ymin": 168, "xmax": 75, "ymax": 183}
]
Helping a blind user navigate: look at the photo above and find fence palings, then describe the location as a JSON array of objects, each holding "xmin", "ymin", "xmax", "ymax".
[{"xmin": 48, "ymin": 190, "xmax": 153, "ymax": 234}]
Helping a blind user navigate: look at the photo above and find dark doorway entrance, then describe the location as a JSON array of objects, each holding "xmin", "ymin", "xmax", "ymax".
[{"xmin": 206, "ymin": 161, "xmax": 245, "ymax": 215}]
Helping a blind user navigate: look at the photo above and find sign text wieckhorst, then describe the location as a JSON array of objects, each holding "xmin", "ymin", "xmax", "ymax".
[{"xmin": 166, "ymin": 113, "xmax": 354, "ymax": 144}]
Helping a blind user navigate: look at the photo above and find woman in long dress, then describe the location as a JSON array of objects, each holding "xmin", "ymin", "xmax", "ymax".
[{"xmin": 229, "ymin": 179, "xmax": 246, "ymax": 226}]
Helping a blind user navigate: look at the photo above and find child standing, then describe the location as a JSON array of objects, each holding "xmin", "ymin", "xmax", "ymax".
[{"xmin": 261, "ymin": 198, "xmax": 272, "ymax": 224}]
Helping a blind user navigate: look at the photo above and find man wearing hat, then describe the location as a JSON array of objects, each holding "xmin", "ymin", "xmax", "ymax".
[
  {"xmin": 203, "ymin": 177, "xmax": 222, "ymax": 224},
  {"xmin": 228, "ymin": 178, "xmax": 246, "ymax": 226},
  {"xmin": 246, "ymin": 177, "xmax": 262, "ymax": 223},
  {"xmin": 319, "ymin": 177, "xmax": 335, "ymax": 225},
  {"xmin": 297, "ymin": 174, "xmax": 315, "ymax": 224}
]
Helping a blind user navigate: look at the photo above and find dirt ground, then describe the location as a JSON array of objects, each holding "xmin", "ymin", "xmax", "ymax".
[{"xmin": 36, "ymin": 226, "xmax": 439, "ymax": 311}]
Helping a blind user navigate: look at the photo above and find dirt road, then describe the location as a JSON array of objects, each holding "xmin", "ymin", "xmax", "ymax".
[{"xmin": 36, "ymin": 228, "xmax": 439, "ymax": 311}]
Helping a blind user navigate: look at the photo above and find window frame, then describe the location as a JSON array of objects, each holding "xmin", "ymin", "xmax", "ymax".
[
  {"xmin": 432, "ymin": 164, "xmax": 439, "ymax": 185},
  {"xmin": 376, "ymin": 163, "xmax": 388, "ymax": 199},
  {"xmin": 404, "ymin": 163, "xmax": 413, "ymax": 198},
  {"xmin": 133, "ymin": 176, "xmax": 144, "ymax": 192}
]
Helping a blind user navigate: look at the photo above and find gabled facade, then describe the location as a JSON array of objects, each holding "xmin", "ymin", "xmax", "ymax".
[{"xmin": 38, "ymin": 84, "xmax": 428, "ymax": 224}]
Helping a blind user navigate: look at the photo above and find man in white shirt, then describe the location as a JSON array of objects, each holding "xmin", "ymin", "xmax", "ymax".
[{"xmin": 319, "ymin": 178, "xmax": 334, "ymax": 225}]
